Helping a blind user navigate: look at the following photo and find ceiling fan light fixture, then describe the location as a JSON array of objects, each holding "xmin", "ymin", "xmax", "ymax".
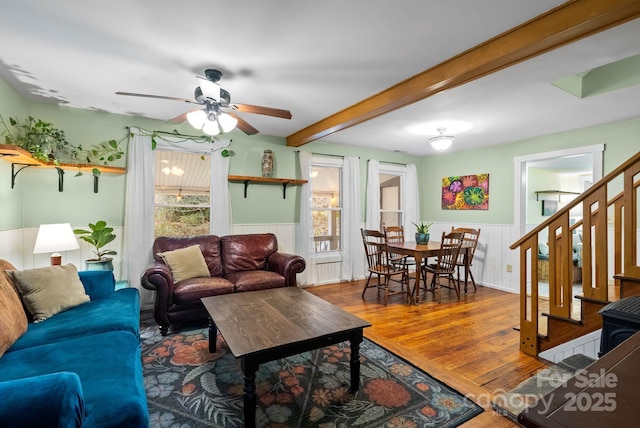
[
  {"xmin": 186, "ymin": 109, "xmax": 207, "ymax": 129},
  {"xmin": 217, "ymin": 113, "xmax": 238, "ymax": 133},
  {"xmin": 201, "ymin": 119, "xmax": 221, "ymax": 136},
  {"xmin": 429, "ymin": 127, "xmax": 455, "ymax": 151}
]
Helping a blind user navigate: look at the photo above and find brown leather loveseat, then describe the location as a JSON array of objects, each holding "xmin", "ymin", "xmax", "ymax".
[{"xmin": 141, "ymin": 233, "xmax": 306, "ymax": 335}]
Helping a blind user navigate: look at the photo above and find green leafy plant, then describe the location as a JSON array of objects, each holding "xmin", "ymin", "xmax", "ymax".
[
  {"xmin": 73, "ymin": 220, "xmax": 117, "ymax": 261},
  {"xmin": 1, "ymin": 115, "xmax": 72, "ymax": 164},
  {"xmin": 1, "ymin": 115, "xmax": 124, "ymax": 167},
  {"xmin": 413, "ymin": 222, "xmax": 433, "ymax": 233}
]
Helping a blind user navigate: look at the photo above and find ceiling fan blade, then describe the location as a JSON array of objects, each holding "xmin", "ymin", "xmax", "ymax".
[
  {"xmin": 228, "ymin": 112, "xmax": 259, "ymax": 135},
  {"xmin": 115, "ymin": 91, "xmax": 197, "ymax": 104},
  {"xmin": 232, "ymin": 103, "xmax": 292, "ymax": 119}
]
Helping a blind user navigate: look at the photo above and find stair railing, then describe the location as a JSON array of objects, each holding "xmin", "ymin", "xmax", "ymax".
[{"xmin": 511, "ymin": 150, "xmax": 640, "ymax": 356}]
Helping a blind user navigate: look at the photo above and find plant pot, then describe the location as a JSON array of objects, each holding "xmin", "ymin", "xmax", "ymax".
[
  {"xmin": 415, "ymin": 232, "xmax": 430, "ymax": 245},
  {"xmin": 85, "ymin": 258, "xmax": 114, "ymax": 271}
]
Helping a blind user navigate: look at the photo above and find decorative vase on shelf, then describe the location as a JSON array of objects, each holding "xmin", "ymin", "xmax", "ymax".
[
  {"xmin": 415, "ymin": 233, "xmax": 430, "ymax": 245},
  {"xmin": 261, "ymin": 150, "xmax": 274, "ymax": 178}
]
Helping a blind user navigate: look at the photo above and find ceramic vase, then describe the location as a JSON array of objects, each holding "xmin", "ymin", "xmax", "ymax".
[
  {"xmin": 262, "ymin": 150, "xmax": 274, "ymax": 177},
  {"xmin": 415, "ymin": 232, "xmax": 430, "ymax": 245},
  {"xmin": 85, "ymin": 258, "xmax": 114, "ymax": 271}
]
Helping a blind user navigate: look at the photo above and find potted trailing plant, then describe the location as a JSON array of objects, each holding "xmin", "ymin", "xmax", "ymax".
[
  {"xmin": 73, "ymin": 220, "xmax": 117, "ymax": 271},
  {"xmin": 1, "ymin": 115, "xmax": 124, "ymax": 167},
  {"xmin": 1, "ymin": 115, "xmax": 72, "ymax": 163},
  {"xmin": 413, "ymin": 222, "xmax": 433, "ymax": 245}
]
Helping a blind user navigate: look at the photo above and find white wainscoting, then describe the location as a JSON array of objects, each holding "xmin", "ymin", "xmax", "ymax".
[
  {"xmin": 428, "ymin": 222, "xmax": 521, "ymax": 294},
  {"xmin": 539, "ymin": 330, "xmax": 602, "ymax": 362}
]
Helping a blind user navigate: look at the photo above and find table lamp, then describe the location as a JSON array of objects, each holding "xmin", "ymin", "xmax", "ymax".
[{"xmin": 33, "ymin": 223, "xmax": 80, "ymax": 266}]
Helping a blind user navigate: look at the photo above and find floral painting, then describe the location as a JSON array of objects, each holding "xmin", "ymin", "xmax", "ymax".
[{"xmin": 442, "ymin": 174, "xmax": 489, "ymax": 210}]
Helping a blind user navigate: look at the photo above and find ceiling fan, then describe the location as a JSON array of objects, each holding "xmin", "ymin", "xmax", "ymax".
[{"xmin": 116, "ymin": 69, "xmax": 292, "ymax": 136}]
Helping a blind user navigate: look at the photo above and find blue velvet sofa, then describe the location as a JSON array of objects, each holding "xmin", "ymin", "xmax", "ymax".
[{"xmin": 0, "ymin": 260, "xmax": 149, "ymax": 428}]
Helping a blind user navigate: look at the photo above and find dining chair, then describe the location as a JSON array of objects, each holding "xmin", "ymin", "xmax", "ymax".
[
  {"xmin": 451, "ymin": 227, "xmax": 481, "ymax": 292},
  {"xmin": 383, "ymin": 225, "xmax": 417, "ymax": 270},
  {"xmin": 361, "ymin": 229, "xmax": 412, "ymax": 305},
  {"xmin": 418, "ymin": 231, "xmax": 464, "ymax": 303}
]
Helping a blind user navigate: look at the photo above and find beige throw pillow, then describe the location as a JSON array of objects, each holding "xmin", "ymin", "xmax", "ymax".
[
  {"xmin": 0, "ymin": 260, "xmax": 28, "ymax": 357},
  {"xmin": 159, "ymin": 245, "xmax": 210, "ymax": 283},
  {"xmin": 9, "ymin": 264, "xmax": 90, "ymax": 323}
]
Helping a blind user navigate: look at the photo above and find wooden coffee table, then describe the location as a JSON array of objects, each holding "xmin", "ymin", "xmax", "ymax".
[{"xmin": 201, "ymin": 287, "xmax": 371, "ymax": 428}]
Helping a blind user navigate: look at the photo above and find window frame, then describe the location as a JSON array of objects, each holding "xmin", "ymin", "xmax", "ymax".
[
  {"xmin": 153, "ymin": 149, "xmax": 212, "ymax": 238},
  {"xmin": 311, "ymin": 156, "xmax": 344, "ymax": 263},
  {"xmin": 379, "ymin": 163, "xmax": 407, "ymax": 230}
]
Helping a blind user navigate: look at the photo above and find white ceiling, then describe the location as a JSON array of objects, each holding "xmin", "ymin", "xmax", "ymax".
[{"xmin": 1, "ymin": 1, "xmax": 639, "ymax": 157}]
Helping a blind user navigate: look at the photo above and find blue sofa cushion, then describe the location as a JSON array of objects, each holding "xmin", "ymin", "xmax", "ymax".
[
  {"xmin": 0, "ymin": 372, "xmax": 85, "ymax": 428},
  {"xmin": 8, "ymin": 288, "xmax": 140, "ymax": 352},
  {"xmin": 0, "ymin": 331, "xmax": 149, "ymax": 428},
  {"xmin": 79, "ymin": 270, "xmax": 116, "ymax": 300}
]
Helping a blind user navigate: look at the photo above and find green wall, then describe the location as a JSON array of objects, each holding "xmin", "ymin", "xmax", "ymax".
[
  {"xmin": 0, "ymin": 77, "xmax": 418, "ymax": 229},
  {"xmin": 1, "ymin": 75, "xmax": 639, "ymax": 231},
  {"xmin": 419, "ymin": 119, "xmax": 640, "ymax": 225},
  {"xmin": 0, "ymin": 78, "xmax": 27, "ymax": 230}
]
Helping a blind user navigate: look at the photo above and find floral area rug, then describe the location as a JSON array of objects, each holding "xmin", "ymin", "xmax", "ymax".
[{"xmin": 141, "ymin": 325, "xmax": 483, "ymax": 427}]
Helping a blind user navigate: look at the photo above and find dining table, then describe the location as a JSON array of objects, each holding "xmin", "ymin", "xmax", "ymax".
[{"xmin": 386, "ymin": 240, "xmax": 472, "ymax": 302}]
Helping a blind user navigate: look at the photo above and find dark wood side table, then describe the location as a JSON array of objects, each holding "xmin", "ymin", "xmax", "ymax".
[
  {"xmin": 201, "ymin": 287, "xmax": 371, "ymax": 428},
  {"xmin": 518, "ymin": 330, "xmax": 640, "ymax": 427}
]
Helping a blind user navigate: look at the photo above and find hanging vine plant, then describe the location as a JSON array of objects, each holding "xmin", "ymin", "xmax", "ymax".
[{"xmin": 145, "ymin": 128, "xmax": 233, "ymax": 158}]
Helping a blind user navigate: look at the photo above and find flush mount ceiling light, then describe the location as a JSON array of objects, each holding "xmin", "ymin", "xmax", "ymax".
[{"xmin": 429, "ymin": 127, "xmax": 455, "ymax": 151}]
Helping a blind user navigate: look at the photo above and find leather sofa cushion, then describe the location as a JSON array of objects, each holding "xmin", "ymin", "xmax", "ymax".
[
  {"xmin": 221, "ymin": 233, "xmax": 277, "ymax": 274},
  {"xmin": 173, "ymin": 277, "xmax": 234, "ymax": 304},
  {"xmin": 153, "ymin": 236, "xmax": 222, "ymax": 277},
  {"xmin": 228, "ymin": 270, "xmax": 285, "ymax": 292}
]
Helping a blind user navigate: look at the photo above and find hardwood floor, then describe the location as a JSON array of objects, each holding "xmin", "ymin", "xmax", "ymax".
[{"xmin": 305, "ymin": 279, "xmax": 553, "ymax": 427}]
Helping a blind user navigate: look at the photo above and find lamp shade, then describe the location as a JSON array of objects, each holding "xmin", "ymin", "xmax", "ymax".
[
  {"xmin": 186, "ymin": 109, "xmax": 207, "ymax": 129},
  {"xmin": 217, "ymin": 112, "xmax": 238, "ymax": 133},
  {"xmin": 429, "ymin": 136, "xmax": 454, "ymax": 151},
  {"xmin": 33, "ymin": 223, "xmax": 79, "ymax": 255},
  {"xmin": 201, "ymin": 119, "xmax": 221, "ymax": 136}
]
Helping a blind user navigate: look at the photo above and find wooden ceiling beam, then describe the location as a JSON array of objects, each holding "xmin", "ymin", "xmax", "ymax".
[{"xmin": 286, "ymin": 0, "xmax": 640, "ymax": 147}]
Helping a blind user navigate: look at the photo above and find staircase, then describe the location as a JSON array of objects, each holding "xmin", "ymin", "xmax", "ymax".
[{"xmin": 510, "ymin": 150, "xmax": 640, "ymax": 356}]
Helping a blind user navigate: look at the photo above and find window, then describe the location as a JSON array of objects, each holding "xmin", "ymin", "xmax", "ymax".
[
  {"xmin": 379, "ymin": 166, "xmax": 406, "ymax": 230},
  {"xmin": 311, "ymin": 159, "xmax": 342, "ymax": 253},
  {"xmin": 154, "ymin": 150, "xmax": 210, "ymax": 237}
]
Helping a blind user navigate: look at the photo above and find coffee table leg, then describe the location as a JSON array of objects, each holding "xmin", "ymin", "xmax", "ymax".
[
  {"xmin": 208, "ymin": 317, "xmax": 217, "ymax": 353},
  {"xmin": 241, "ymin": 357, "xmax": 258, "ymax": 428},
  {"xmin": 349, "ymin": 329, "xmax": 364, "ymax": 392}
]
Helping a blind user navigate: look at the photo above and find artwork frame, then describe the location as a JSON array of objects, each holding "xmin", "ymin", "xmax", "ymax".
[
  {"xmin": 542, "ymin": 200, "xmax": 558, "ymax": 216},
  {"xmin": 441, "ymin": 174, "xmax": 489, "ymax": 210}
]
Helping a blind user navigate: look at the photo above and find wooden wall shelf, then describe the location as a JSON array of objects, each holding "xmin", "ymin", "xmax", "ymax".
[
  {"xmin": 0, "ymin": 144, "xmax": 126, "ymax": 193},
  {"xmin": 534, "ymin": 190, "xmax": 580, "ymax": 201},
  {"xmin": 228, "ymin": 175, "xmax": 307, "ymax": 199}
]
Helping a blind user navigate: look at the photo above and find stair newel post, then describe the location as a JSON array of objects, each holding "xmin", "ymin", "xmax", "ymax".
[{"xmin": 520, "ymin": 235, "xmax": 539, "ymax": 356}]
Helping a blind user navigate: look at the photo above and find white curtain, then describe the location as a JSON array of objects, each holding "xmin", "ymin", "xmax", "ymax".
[
  {"xmin": 340, "ymin": 156, "xmax": 364, "ymax": 281},
  {"xmin": 123, "ymin": 129, "xmax": 232, "ymax": 308},
  {"xmin": 123, "ymin": 129, "xmax": 156, "ymax": 308},
  {"xmin": 210, "ymin": 139, "xmax": 232, "ymax": 236},
  {"xmin": 297, "ymin": 151, "xmax": 317, "ymax": 286},
  {"xmin": 365, "ymin": 159, "xmax": 380, "ymax": 231},
  {"xmin": 404, "ymin": 163, "xmax": 420, "ymax": 232}
]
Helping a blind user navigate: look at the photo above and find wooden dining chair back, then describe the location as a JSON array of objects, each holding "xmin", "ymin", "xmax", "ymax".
[
  {"xmin": 419, "ymin": 231, "xmax": 464, "ymax": 303},
  {"xmin": 361, "ymin": 229, "xmax": 412, "ymax": 305},
  {"xmin": 451, "ymin": 227, "xmax": 481, "ymax": 291},
  {"xmin": 384, "ymin": 225, "xmax": 416, "ymax": 267}
]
